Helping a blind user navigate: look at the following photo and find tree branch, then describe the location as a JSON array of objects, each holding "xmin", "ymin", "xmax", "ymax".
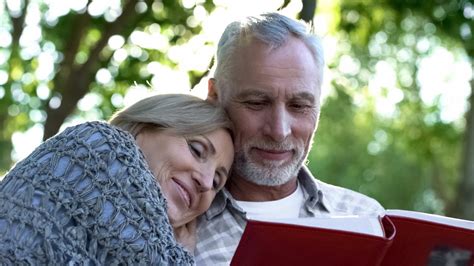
[
  {"xmin": 299, "ymin": 0, "xmax": 317, "ymax": 23},
  {"xmin": 190, "ymin": 56, "xmax": 214, "ymax": 90},
  {"xmin": 43, "ymin": 0, "xmax": 154, "ymax": 139},
  {"xmin": 278, "ymin": 0, "xmax": 292, "ymax": 11},
  {"xmin": 54, "ymin": 6, "xmax": 93, "ymax": 97}
]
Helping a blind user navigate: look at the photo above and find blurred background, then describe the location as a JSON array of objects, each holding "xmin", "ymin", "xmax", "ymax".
[{"xmin": 0, "ymin": 0, "xmax": 473, "ymax": 219}]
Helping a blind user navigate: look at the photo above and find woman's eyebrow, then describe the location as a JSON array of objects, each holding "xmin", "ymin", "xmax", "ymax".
[{"xmin": 202, "ymin": 135, "xmax": 216, "ymax": 155}]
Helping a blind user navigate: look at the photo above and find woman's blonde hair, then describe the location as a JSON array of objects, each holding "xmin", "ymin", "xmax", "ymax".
[{"xmin": 109, "ymin": 94, "xmax": 233, "ymax": 137}]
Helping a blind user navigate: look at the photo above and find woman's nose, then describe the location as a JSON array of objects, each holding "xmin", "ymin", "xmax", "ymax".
[{"xmin": 192, "ymin": 168, "xmax": 213, "ymax": 192}]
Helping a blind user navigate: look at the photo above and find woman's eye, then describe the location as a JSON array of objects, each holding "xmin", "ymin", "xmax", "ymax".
[
  {"xmin": 188, "ymin": 141, "xmax": 206, "ymax": 159},
  {"xmin": 213, "ymin": 173, "xmax": 222, "ymax": 190}
]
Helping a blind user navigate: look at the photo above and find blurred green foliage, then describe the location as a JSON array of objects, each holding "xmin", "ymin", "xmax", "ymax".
[{"xmin": 308, "ymin": 0, "xmax": 473, "ymax": 218}]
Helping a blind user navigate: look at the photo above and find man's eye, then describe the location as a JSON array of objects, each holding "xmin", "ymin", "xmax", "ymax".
[
  {"xmin": 188, "ymin": 141, "xmax": 206, "ymax": 159},
  {"xmin": 243, "ymin": 101, "xmax": 267, "ymax": 110},
  {"xmin": 289, "ymin": 103, "xmax": 312, "ymax": 113}
]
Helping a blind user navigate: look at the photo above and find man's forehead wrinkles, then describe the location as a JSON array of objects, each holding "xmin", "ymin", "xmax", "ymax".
[
  {"xmin": 252, "ymin": 64, "xmax": 308, "ymax": 71},
  {"xmin": 249, "ymin": 66, "xmax": 313, "ymax": 78},
  {"xmin": 234, "ymin": 88, "xmax": 316, "ymax": 101}
]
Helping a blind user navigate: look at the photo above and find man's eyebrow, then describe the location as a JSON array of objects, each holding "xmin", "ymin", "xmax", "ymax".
[
  {"xmin": 234, "ymin": 89, "xmax": 317, "ymax": 104},
  {"xmin": 234, "ymin": 89, "xmax": 269, "ymax": 99},
  {"xmin": 291, "ymin": 92, "xmax": 316, "ymax": 103},
  {"xmin": 202, "ymin": 135, "xmax": 216, "ymax": 155}
]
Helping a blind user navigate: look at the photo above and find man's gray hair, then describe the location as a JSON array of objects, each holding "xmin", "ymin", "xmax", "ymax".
[
  {"xmin": 213, "ymin": 12, "xmax": 325, "ymax": 102},
  {"xmin": 109, "ymin": 93, "xmax": 233, "ymax": 137}
]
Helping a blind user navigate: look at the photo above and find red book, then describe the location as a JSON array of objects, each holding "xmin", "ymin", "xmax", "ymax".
[{"xmin": 230, "ymin": 210, "xmax": 474, "ymax": 266}]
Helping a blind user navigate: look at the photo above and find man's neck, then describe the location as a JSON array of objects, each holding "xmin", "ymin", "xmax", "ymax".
[{"xmin": 227, "ymin": 176, "xmax": 298, "ymax": 202}]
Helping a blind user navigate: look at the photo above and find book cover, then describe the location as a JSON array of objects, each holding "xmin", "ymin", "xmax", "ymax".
[
  {"xmin": 231, "ymin": 215, "xmax": 396, "ymax": 266},
  {"xmin": 230, "ymin": 210, "xmax": 474, "ymax": 266},
  {"xmin": 382, "ymin": 210, "xmax": 474, "ymax": 266}
]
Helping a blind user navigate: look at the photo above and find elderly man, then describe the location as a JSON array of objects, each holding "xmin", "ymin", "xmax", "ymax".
[{"xmin": 195, "ymin": 12, "xmax": 385, "ymax": 265}]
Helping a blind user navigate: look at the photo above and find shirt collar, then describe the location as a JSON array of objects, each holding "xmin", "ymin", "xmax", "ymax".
[
  {"xmin": 297, "ymin": 165, "xmax": 334, "ymax": 213},
  {"xmin": 204, "ymin": 165, "xmax": 334, "ymax": 220},
  {"xmin": 204, "ymin": 187, "xmax": 243, "ymax": 220}
]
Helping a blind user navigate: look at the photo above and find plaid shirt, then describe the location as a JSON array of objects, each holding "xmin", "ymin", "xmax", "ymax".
[{"xmin": 194, "ymin": 166, "xmax": 385, "ymax": 265}]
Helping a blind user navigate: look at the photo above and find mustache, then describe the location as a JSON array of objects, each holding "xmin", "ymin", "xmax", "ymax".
[{"xmin": 245, "ymin": 138, "xmax": 302, "ymax": 151}]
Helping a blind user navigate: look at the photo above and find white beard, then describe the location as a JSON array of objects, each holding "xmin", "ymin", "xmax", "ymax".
[{"xmin": 232, "ymin": 138, "xmax": 306, "ymax": 186}]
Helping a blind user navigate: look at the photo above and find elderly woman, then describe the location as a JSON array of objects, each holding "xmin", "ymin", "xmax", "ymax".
[{"xmin": 0, "ymin": 94, "xmax": 234, "ymax": 265}]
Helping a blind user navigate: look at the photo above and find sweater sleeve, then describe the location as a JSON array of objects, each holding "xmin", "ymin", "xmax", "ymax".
[{"xmin": 0, "ymin": 121, "xmax": 194, "ymax": 265}]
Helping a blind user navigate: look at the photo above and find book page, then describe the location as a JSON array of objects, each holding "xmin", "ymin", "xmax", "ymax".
[
  {"xmin": 386, "ymin": 209, "xmax": 474, "ymax": 230},
  {"xmin": 251, "ymin": 215, "xmax": 385, "ymax": 237}
]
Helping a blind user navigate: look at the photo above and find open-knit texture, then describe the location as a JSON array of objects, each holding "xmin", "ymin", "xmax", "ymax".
[{"xmin": 0, "ymin": 121, "xmax": 194, "ymax": 265}]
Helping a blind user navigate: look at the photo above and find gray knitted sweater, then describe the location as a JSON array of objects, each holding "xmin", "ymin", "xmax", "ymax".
[{"xmin": 0, "ymin": 121, "xmax": 194, "ymax": 265}]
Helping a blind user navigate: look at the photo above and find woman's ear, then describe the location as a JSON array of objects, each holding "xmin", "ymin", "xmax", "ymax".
[{"xmin": 207, "ymin": 78, "xmax": 218, "ymax": 103}]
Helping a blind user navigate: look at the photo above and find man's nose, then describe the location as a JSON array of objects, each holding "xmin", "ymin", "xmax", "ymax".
[{"xmin": 263, "ymin": 105, "xmax": 292, "ymax": 142}]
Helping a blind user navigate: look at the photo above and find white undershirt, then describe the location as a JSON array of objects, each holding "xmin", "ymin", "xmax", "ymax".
[{"xmin": 235, "ymin": 182, "xmax": 304, "ymax": 221}]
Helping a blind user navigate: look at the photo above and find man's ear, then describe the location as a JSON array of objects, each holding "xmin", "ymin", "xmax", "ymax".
[{"xmin": 207, "ymin": 78, "xmax": 218, "ymax": 103}]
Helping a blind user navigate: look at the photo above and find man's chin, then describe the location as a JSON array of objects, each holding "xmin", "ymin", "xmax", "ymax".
[
  {"xmin": 250, "ymin": 157, "xmax": 292, "ymax": 168},
  {"xmin": 244, "ymin": 174, "xmax": 293, "ymax": 187},
  {"xmin": 240, "ymin": 165, "xmax": 298, "ymax": 186},
  {"xmin": 234, "ymin": 153, "xmax": 303, "ymax": 185}
]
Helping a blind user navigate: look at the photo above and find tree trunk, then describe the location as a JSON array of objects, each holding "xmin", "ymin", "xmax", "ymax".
[
  {"xmin": 452, "ymin": 73, "xmax": 474, "ymax": 219},
  {"xmin": 0, "ymin": 0, "xmax": 29, "ymax": 171}
]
